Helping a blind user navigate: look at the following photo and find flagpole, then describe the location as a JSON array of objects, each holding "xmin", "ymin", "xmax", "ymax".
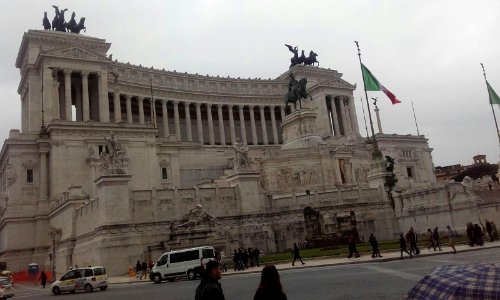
[
  {"xmin": 360, "ymin": 97, "xmax": 369, "ymax": 139},
  {"xmin": 480, "ymin": 63, "xmax": 500, "ymax": 146},
  {"xmin": 411, "ymin": 101, "xmax": 420, "ymax": 136},
  {"xmin": 355, "ymin": 41, "xmax": 382, "ymax": 158}
]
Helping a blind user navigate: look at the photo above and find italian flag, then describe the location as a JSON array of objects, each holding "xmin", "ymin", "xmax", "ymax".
[
  {"xmin": 486, "ymin": 80, "xmax": 500, "ymax": 105},
  {"xmin": 361, "ymin": 63, "xmax": 401, "ymax": 105}
]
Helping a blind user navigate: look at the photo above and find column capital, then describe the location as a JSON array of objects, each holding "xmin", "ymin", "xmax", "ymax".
[
  {"xmin": 239, "ymin": 104, "xmax": 246, "ymax": 110},
  {"xmin": 205, "ymin": 103, "xmax": 212, "ymax": 108},
  {"xmin": 217, "ymin": 103, "xmax": 224, "ymax": 108},
  {"xmin": 173, "ymin": 100, "xmax": 179, "ymax": 106},
  {"xmin": 81, "ymin": 70, "xmax": 89, "ymax": 76},
  {"xmin": 259, "ymin": 105, "xmax": 265, "ymax": 111},
  {"xmin": 184, "ymin": 101, "xmax": 190, "ymax": 106},
  {"xmin": 195, "ymin": 102, "xmax": 202, "ymax": 108},
  {"xmin": 63, "ymin": 68, "xmax": 72, "ymax": 75}
]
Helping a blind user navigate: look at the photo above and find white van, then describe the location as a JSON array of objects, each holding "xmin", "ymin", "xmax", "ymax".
[{"xmin": 150, "ymin": 246, "xmax": 215, "ymax": 283}]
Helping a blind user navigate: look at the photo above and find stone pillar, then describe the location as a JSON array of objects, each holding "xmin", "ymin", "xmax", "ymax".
[
  {"xmin": 270, "ymin": 105, "xmax": 278, "ymax": 144},
  {"xmin": 95, "ymin": 175, "xmax": 132, "ymax": 224},
  {"xmin": 338, "ymin": 97, "xmax": 347, "ymax": 135},
  {"xmin": 217, "ymin": 104, "xmax": 226, "ymax": 145},
  {"xmin": 184, "ymin": 102, "xmax": 192, "ymax": 141},
  {"xmin": 260, "ymin": 106, "xmax": 268, "ymax": 145},
  {"xmin": 196, "ymin": 102, "xmax": 204, "ymax": 144},
  {"xmin": 97, "ymin": 71, "xmax": 110, "ymax": 122},
  {"xmin": 342, "ymin": 97, "xmax": 352, "ymax": 133},
  {"xmin": 174, "ymin": 101, "xmax": 181, "ymax": 141},
  {"xmin": 81, "ymin": 71, "xmax": 90, "ymax": 121},
  {"xmin": 207, "ymin": 104, "xmax": 215, "ymax": 145},
  {"xmin": 39, "ymin": 151, "xmax": 48, "ymax": 201},
  {"xmin": 162, "ymin": 100, "xmax": 169, "ymax": 138},
  {"xmin": 238, "ymin": 105, "xmax": 247, "ymax": 144},
  {"xmin": 330, "ymin": 96, "xmax": 340, "ymax": 136},
  {"xmin": 125, "ymin": 95, "xmax": 132, "ymax": 123},
  {"xmin": 114, "ymin": 91, "xmax": 121, "ymax": 122},
  {"xmin": 249, "ymin": 106, "xmax": 258, "ymax": 145},
  {"xmin": 228, "ymin": 105, "xmax": 236, "ymax": 144},
  {"xmin": 64, "ymin": 69, "xmax": 72, "ymax": 121},
  {"xmin": 280, "ymin": 106, "xmax": 286, "ymax": 121},
  {"xmin": 348, "ymin": 97, "xmax": 361, "ymax": 135},
  {"xmin": 138, "ymin": 97, "xmax": 145, "ymax": 124}
]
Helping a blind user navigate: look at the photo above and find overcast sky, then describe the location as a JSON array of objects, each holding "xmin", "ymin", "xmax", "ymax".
[{"xmin": 0, "ymin": 0, "xmax": 499, "ymax": 166}]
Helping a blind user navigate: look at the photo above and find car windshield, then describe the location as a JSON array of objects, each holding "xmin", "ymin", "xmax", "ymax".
[
  {"xmin": 0, "ymin": 278, "xmax": 10, "ymax": 285},
  {"xmin": 202, "ymin": 249, "xmax": 215, "ymax": 258}
]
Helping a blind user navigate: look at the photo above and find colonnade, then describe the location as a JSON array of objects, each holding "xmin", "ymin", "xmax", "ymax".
[{"xmin": 326, "ymin": 95, "xmax": 360, "ymax": 137}]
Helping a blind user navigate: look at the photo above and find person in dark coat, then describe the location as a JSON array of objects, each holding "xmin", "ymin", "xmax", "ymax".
[
  {"xmin": 473, "ymin": 224, "xmax": 484, "ymax": 246},
  {"xmin": 291, "ymin": 243, "xmax": 305, "ymax": 266},
  {"xmin": 406, "ymin": 227, "xmax": 420, "ymax": 255},
  {"xmin": 433, "ymin": 227, "xmax": 442, "ymax": 251},
  {"xmin": 135, "ymin": 260, "xmax": 142, "ymax": 279},
  {"xmin": 486, "ymin": 219, "xmax": 493, "ymax": 242},
  {"xmin": 195, "ymin": 260, "xmax": 225, "ymax": 300},
  {"xmin": 39, "ymin": 270, "xmax": 48, "ymax": 288},
  {"xmin": 347, "ymin": 235, "xmax": 360, "ymax": 258},
  {"xmin": 466, "ymin": 222, "xmax": 474, "ymax": 246},
  {"xmin": 369, "ymin": 233, "xmax": 382, "ymax": 258},
  {"xmin": 141, "ymin": 261, "xmax": 148, "ymax": 279},
  {"xmin": 399, "ymin": 233, "xmax": 413, "ymax": 259},
  {"xmin": 254, "ymin": 265, "xmax": 287, "ymax": 300}
]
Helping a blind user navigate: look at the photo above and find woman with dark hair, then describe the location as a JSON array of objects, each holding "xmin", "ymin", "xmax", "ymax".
[{"xmin": 254, "ymin": 265, "xmax": 287, "ymax": 300}]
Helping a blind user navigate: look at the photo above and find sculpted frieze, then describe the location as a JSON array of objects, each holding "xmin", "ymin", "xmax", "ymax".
[{"xmin": 45, "ymin": 47, "xmax": 107, "ymax": 61}]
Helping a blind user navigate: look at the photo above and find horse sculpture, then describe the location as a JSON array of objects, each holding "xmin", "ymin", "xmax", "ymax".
[
  {"xmin": 285, "ymin": 45, "xmax": 319, "ymax": 68},
  {"xmin": 284, "ymin": 74, "xmax": 312, "ymax": 115},
  {"xmin": 304, "ymin": 51, "xmax": 319, "ymax": 66},
  {"xmin": 66, "ymin": 12, "xmax": 86, "ymax": 34},
  {"xmin": 51, "ymin": 6, "xmax": 68, "ymax": 32}
]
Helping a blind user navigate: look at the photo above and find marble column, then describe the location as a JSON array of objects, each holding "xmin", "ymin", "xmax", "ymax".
[
  {"xmin": 64, "ymin": 69, "xmax": 72, "ymax": 121},
  {"xmin": 238, "ymin": 105, "xmax": 247, "ymax": 144},
  {"xmin": 126, "ymin": 95, "xmax": 132, "ymax": 123},
  {"xmin": 97, "ymin": 71, "xmax": 110, "ymax": 122},
  {"xmin": 330, "ymin": 96, "xmax": 340, "ymax": 137},
  {"xmin": 196, "ymin": 102, "xmax": 203, "ymax": 144},
  {"xmin": 348, "ymin": 97, "xmax": 360, "ymax": 135},
  {"xmin": 39, "ymin": 151, "xmax": 48, "ymax": 201},
  {"xmin": 342, "ymin": 97, "xmax": 352, "ymax": 133},
  {"xmin": 174, "ymin": 101, "xmax": 181, "ymax": 141},
  {"xmin": 114, "ymin": 91, "xmax": 121, "ymax": 122},
  {"xmin": 270, "ymin": 105, "xmax": 279, "ymax": 144},
  {"xmin": 138, "ymin": 97, "xmax": 145, "ymax": 124},
  {"xmin": 207, "ymin": 104, "xmax": 215, "ymax": 145},
  {"xmin": 280, "ymin": 106, "xmax": 286, "ymax": 121},
  {"xmin": 249, "ymin": 106, "xmax": 258, "ymax": 145},
  {"xmin": 217, "ymin": 104, "xmax": 226, "ymax": 145},
  {"xmin": 162, "ymin": 99, "xmax": 169, "ymax": 138},
  {"xmin": 81, "ymin": 71, "xmax": 90, "ymax": 121},
  {"xmin": 185, "ymin": 102, "xmax": 192, "ymax": 141},
  {"xmin": 260, "ymin": 106, "xmax": 268, "ymax": 145},
  {"xmin": 228, "ymin": 105, "xmax": 236, "ymax": 144}
]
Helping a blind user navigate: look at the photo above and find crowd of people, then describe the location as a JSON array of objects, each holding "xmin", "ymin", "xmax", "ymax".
[
  {"xmin": 231, "ymin": 248, "xmax": 261, "ymax": 271},
  {"xmin": 134, "ymin": 260, "xmax": 154, "ymax": 280}
]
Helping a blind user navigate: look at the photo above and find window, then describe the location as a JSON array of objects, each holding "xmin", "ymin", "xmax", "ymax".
[
  {"xmin": 157, "ymin": 255, "xmax": 168, "ymax": 266},
  {"xmin": 202, "ymin": 249, "xmax": 214, "ymax": 258},
  {"xmin": 407, "ymin": 167, "xmax": 414, "ymax": 178},
  {"xmin": 84, "ymin": 269, "xmax": 93, "ymax": 277},
  {"xmin": 161, "ymin": 167, "xmax": 168, "ymax": 179},
  {"xmin": 26, "ymin": 169, "xmax": 33, "ymax": 183},
  {"xmin": 94, "ymin": 267, "xmax": 105, "ymax": 275},
  {"xmin": 170, "ymin": 250, "xmax": 199, "ymax": 263}
]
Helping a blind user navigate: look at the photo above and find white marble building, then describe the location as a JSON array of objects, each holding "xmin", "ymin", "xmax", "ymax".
[{"xmin": 0, "ymin": 30, "xmax": 490, "ymax": 276}]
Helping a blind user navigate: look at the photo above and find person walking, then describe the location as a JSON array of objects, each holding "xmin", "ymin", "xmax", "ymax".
[
  {"xmin": 135, "ymin": 260, "xmax": 142, "ymax": 280},
  {"xmin": 253, "ymin": 248, "xmax": 261, "ymax": 267},
  {"xmin": 406, "ymin": 227, "xmax": 420, "ymax": 255},
  {"xmin": 195, "ymin": 260, "xmax": 225, "ymax": 300},
  {"xmin": 486, "ymin": 219, "xmax": 493, "ymax": 242},
  {"xmin": 433, "ymin": 227, "xmax": 442, "ymax": 251},
  {"xmin": 466, "ymin": 222, "xmax": 474, "ymax": 246},
  {"xmin": 254, "ymin": 265, "xmax": 287, "ymax": 300},
  {"xmin": 446, "ymin": 225, "xmax": 457, "ymax": 254},
  {"xmin": 140, "ymin": 260, "xmax": 148, "ymax": 280},
  {"xmin": 399, "ymin": 233, "xmax": 413, "ymax": 259},
  {"xmin": 291, "ymin": 243, "xmax": 305, "ymax": 266},
  {"xmin": 473, "ymin": 224, "xmax": 484, "ymax": 246},
  {"xmin": 369, "ymin": 233, "xmax": 382, "ymax": 258},
  {"xmin": 427, "ymin": 228, "xmax": 436, "ymax": 251},
  {"xmin": 39, "ymin": 270, "xmax": 48, "ymax": 288}
]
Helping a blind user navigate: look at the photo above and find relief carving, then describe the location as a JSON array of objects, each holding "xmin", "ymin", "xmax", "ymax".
[{"xmin": 6, "ymin": 164, "xmax": 16, "ymax": 186}]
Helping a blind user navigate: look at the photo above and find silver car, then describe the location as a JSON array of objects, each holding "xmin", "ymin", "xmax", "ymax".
[{"xmin": 0, "ymin": 277, "xmax": 14, "ymax": 299}]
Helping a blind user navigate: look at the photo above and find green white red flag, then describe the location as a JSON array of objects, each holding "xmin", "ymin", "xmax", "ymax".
[
  {"xmin": 486, "ymin": 80, "xmax": 500, "ymax": 105},
  {"xmin": 361, "ymin": 63, "xmax": 401, "ymax": 105}
]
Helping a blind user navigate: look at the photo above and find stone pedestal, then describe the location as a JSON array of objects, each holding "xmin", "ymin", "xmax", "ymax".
[
  {"xmin": 95, "ymin": 175, "xmax": 132, "ymax": 225},
  {"xmin": 281, "ymin": 108, "xmax": 324, "ymax": 150},
  {"xmin": 367, "ymin": 159, "xmax": 391, "ymax": 205},
  {"xmin": 227, "ymin": 172, "xmax": 261, "ymax": 214}
]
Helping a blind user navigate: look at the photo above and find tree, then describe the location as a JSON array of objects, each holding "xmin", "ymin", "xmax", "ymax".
[{"xmin": 453, "ymin": 163, "xmax": 499, "ymax": 182}]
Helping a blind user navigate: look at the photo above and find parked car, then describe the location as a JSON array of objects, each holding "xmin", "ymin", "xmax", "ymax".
[
  {"xmin": 150, "ymin": 246, "xmax": 215, "ymax": 283},
  {"xmin": 0, "ymin": 276, "xmax": 14, "ymax": 299},
  {"xmin": 51, "ymin": 266, "xmax": 107, "ymax": 295}
]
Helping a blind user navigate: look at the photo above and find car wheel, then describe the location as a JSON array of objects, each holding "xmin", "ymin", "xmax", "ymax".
[
  {"xmin": 187, "ymin": 270, "xmax": 196, "ymax": 280},
  {"xmin": 84, "ymin": 283, "xmax": 93, "ymax": 293},
  {"xmin": 52, "ymin": 286, "xmax": 61, "ymax": 295},
  {"xmin": 153, "ymin": 273, "xmax": 162, "ymax": 284},
  {"xmin": 99, "ymin": 286, "xmax": 107, "ymax": 291}
]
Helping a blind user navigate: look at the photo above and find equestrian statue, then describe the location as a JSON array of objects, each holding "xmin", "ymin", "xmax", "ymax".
[
  {"xmin": 285, "ymin": 44, "xmax": 319, "ymax": 69},
  {"xmin": 284, "ymin": 73, "xmax": 313, "ymax": 115}
]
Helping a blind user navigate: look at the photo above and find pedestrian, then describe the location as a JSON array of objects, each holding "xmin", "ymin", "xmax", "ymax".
[
  {"xmin": 141, "ymin": 260, "xmax": 148, "ymax": 279},
  {"xmin": 148, "ymin": 259, "xmax": 154, "ymax": 271},
  {"xmin": 254, "ymin": 265, "xmax": 287, "ymax": 300},
  {"xmin": 433, "ymin": 227, "xmax": 442, "ymax": 251},
  {"xmin": 399, "ymin": 233, "xmax": 413, "ymax": 259},
  {"xmin": 446, "ymin": 225, "xmax": 457, "ymax": 254},
  {"xmin": 466, "ymin": 222, "xmax": 474, "ymax": 246},
  {"xmin": 473, "ymin": 224, "xmax": 484, "ymax": 246},
  {"xmin": 486, "ymin": 219, "xmax": 493, "ymax": 242},
  {"xmin": 39, "ymin": 270, "xmax": 48, "ymax": 288},
  {"xmin": 253, "ymin": 248, "xmax": 261, "ymax": 267},
  {"xmin": 195, "ymin": 260, "xmax": 225, "ymax": 300},
  {"xmin": 291, "ymin": 243, "xmax": 305, "ymax": 266},
  {"xmin": 489, "ymin": 182, "xmax": 492, "ymax": 191},
  {"xmin": 406, "ymin": 227, "xmax": 420, "ymax": 255},
  {"xmin": 238, "ymin": 248, "xmax": 244, "ymax": 270},
  {"xmin": 135, "ymin": 260, "xmax": 142, "ymax": 280},
  {"xmin": 369, "ymin": 233, "xmax": 382, "ymax": 258},
  {"xmin": 347, "ymin": 235, "xmax": 360, "ymax": 258},
  {"xmin": 491, "ymin": 221, "xmax": 499, "ymax": 240},
  {"xmin": 427, "ymin": 228, "xmax": 436, "ymax": 251}
]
